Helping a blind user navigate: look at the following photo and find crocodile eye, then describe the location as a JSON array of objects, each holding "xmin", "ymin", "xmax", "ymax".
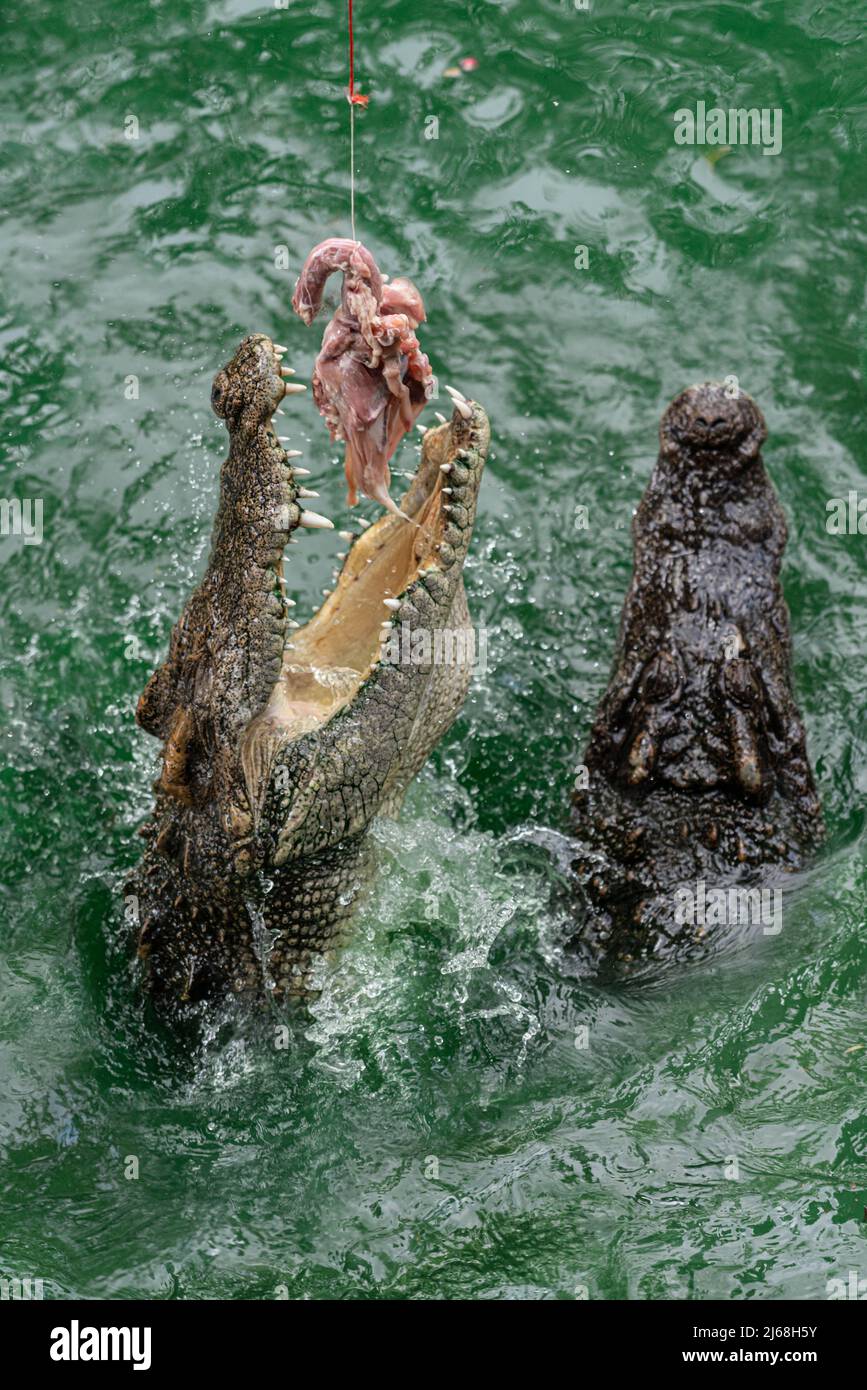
[
  {"xmin": 642, "ymin": 650, "xmax": 680, "ymax": 701},
  {"xmin": 210, "ymin": 371, "xmax": 230, "ymax": 416},
  {"xmin": 723, "ymin": 658, "xmax": 760, "ymax": 708}
]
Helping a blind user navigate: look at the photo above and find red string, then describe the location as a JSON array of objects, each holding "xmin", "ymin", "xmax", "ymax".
[{"xmin": 348, "ymin": 0, "xmax": 368, "ymax": 106}]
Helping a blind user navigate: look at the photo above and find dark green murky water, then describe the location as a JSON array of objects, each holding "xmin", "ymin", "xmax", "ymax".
[{"xmin": 1, "ymin": 0, "xmax": 866, "ymax": 1300}]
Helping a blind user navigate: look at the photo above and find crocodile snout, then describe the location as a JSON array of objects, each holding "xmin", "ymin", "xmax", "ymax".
[{"xmin": 660, "ymin": 382, "xmax": 767, "ymax": 467}]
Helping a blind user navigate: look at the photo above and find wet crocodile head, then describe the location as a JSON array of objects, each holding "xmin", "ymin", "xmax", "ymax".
[
  {"xmin": 128, "ymin": 334, "xmax": 489, "ymax": 1009},
  {"xmin": 659, "ymin": 379, "xmax": 768, "ymax": 474},
  {"xmin": 570, "ymin": 382, "xmax": 822, "ymax": 964}
]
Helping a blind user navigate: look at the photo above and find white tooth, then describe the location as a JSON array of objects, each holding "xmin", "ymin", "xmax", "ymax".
[
  {"xmin": 357, "ymin": 517, "xmax": 371, "ymax": 529},
  {"xmin": 281, "ymin": 366, "xmax": 295, "ymax": 377},
  {"xmin": 299, "ymin": 510, "xmax": 334, "ymax": 529},
  {"xmin": 435, "ymin": 411, "xmax": 447, "ymax": 424},
  {"xmin": 292, "ymin": 467, "xmax": 311, "ymax": 476},
  {"xmin": 287, "ymin": 619, "xmax": 299, "ymax": 628},
  {"xmin": 416, "ymin": 423, "xmax": 427, "ymax": 434},
  {"xmin": 440, "ymin": 463, "xmax": 452, "ymax": 474},
  {"xmin": 274, "ymin": 344, "xmax": 289, "ymax": 353},
  {"xmin": 285, "ymin": 598, "xmax": 296, "ymax": 607},
  {"xmin": 442, "ymin": 487, "xmax": 453, "ymax": 494},
  {"xmin": 336, "ymin": 551, "xmax": 347, "ymax": 559},
  {"xmin": 276, "ymin": 408, "xmax": 285, "ymax": 416},
  {"xmin": 275, "ymin": 351, "xmax": 284, "ymax": 361},
  {"xmin": 323, "ymin": 588, "xmax": 331, "ymax": 596},
  {"xmin": 383, "ymin": 597, "xmax": 401, "ymax": 610},
  {"xmin": 445, "ymin": 384, "xmax": 469, "ymax": 405},
  {"xmin": 338, "ymin": 530, "xmax": 355, "ymax": 541},
  {"xmin": 297, "ymin": 487, "xmax": 319, "ymax": 498},
  {"xmin": 283, "ymin": 383, "xmax": 307, "ymax": 395},
  {"xmin": 455, "ymin": 400, "xmax": 472, "ymax": 420}
]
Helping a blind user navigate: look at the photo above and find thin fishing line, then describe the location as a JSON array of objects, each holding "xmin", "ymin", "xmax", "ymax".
[
  {"xmin": 347, "ymin": 0, "xmax": 367, "ymax": 243},
  {"xmin": 350, "ymin": 99, "xmax": 356, "ymax": 241}
]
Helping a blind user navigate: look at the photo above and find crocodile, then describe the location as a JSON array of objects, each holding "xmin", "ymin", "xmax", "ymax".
[
  {"xmin": 570, "ymin": 383, "xmax": 823, "ymax": 961},
  {"xmin": 126, "ymin": 332, "xmax": 489, "ymax": 1008}
]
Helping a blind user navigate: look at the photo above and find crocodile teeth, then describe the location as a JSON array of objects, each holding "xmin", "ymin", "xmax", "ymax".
[
  {"xmin": 297, "ymin": 487, "xmax": 319, "ymax": 498},
  {"xmin": 292, "ymin": 467, "xmax": 311, "ymax": 476},
  {"xmin": 435, "ymin": 411, "xmax": 447, "ymax": 424},
  {"xmin": 440, "ymin": 463, "xmax": 452, "ymax": 474},
  {"xmin": 338, "ymin": 530, "xmax": 355, "ymax": 541},
  {"xmin": 442, "ymin": 487, "xmax": 453, "ymax": 495},
  {"xmin": 299, "ymin": 510, "xmax": 334, "ymax": 530},
  {"xmin": 445, "ymin": 385, "xmax": 472, "ymax": 419},
  {"xmin": 285, "ymin": 598, "xmax": 296, "ymax": 607},
  {"xmin": 356, "ymin": 517, "xmax": 371, "ymax": 529},
  {"xmin": 383, "ymin": 597, "xmax": 401, "ymax": 610},
  {"xmin": 280, "ymin": 366, "xmax": 295, "ymax": 376},
  {"xmin": 283, "ymin": 382, "xmax": 307, "ymax": 395},
  {"xmin": 274, "ymin": 344, "xmax": 289, "ymax": 353},
  {"xmin": 416, "ymin": 423, "xmax": 427, "ymax": 434},
  {"xmin": 287, "ymin": 619, "xmax": 299, "ymax": 628}
]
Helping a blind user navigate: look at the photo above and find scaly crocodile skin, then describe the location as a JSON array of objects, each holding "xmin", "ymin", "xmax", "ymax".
[{"xmin": 570, "ymin": 383, "xmax": 822, "ymax": 959}]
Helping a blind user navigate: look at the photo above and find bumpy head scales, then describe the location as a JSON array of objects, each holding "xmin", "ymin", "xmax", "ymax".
[{"xmin": 210, "ymin": 333, "xmax": 289, "ymax": 432}]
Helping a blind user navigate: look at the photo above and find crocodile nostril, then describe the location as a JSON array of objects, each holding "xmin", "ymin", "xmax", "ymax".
[{"xmin": 695, "ymin": 415, "xmax": 727, "ymax": 431}]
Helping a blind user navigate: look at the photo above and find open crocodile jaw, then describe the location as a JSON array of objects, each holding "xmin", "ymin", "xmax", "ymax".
[
  {"xmin": 128, "ymin": 333, "xmax": 489, "ymax": 1010},
  {"xmin": 570, "ymin": 382, "xmax": 823, "ymax": 964}
]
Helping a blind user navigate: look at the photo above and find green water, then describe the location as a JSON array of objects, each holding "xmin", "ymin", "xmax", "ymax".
[{"xmin": 1, "ymin": 0, "xmax": 866, "ymax": 1301}]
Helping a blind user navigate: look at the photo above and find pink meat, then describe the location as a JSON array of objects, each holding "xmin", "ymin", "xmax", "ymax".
[{"xmin": 292, "ymin": 240, "xmax": 433, "ymax": 515}]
